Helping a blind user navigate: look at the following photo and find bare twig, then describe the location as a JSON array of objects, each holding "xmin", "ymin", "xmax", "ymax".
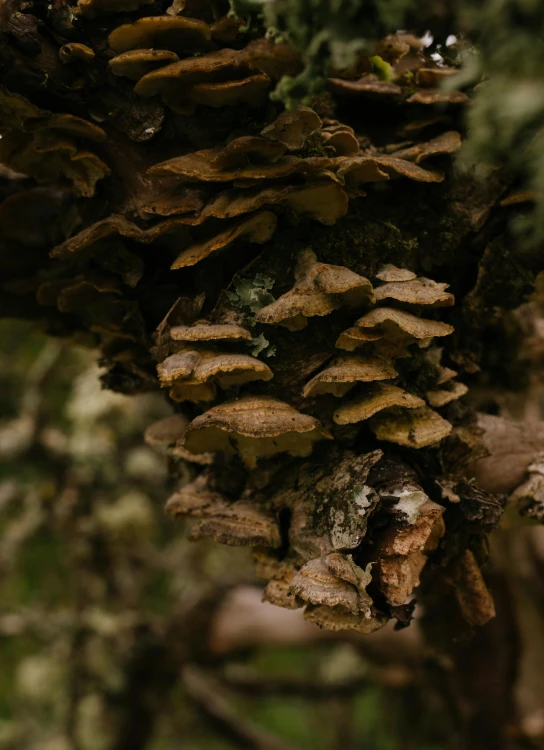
[{"xmin": 182, "ymin": 666, "xmax": 304, "ymax": 750}]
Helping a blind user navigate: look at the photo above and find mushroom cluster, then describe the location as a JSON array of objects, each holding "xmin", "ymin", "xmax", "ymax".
[{"xmin": 0, "ymin": 1, "xmax": 507, "ymax": 636}]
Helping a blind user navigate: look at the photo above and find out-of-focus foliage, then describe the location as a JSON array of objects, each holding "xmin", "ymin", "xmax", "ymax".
[
  {"xmin": 0, "ymin": 319, "xmax": 452, "ymax": 750},
  {"xmin": 230, "ymin": 0, "xmax": 417, "ymax": 105}
]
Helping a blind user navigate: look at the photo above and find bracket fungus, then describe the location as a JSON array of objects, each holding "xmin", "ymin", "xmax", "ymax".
[
  {"xmin": 108, "ymin": 16, "xmax": 212, "ymax": 55},
  {"xmin": 109, "ymin": 49, "xmax": 180, "ymax": 80},
  {"xmin": 261, "ymin": 107, "xmax": 323, "ymax": 150},
  {"xmin": 170, "ymin": 321, "xmax": 252, "ymax": 343},
  {"xmin": 255, "ymin": 249, "xmax": 374, "ymax": 331},
  {"xmin": 334, "ymin": 383, "xmax": 425, "ymax": 425},
  {"xmin": 369, "ymin": 406, "xmax": 453, "ymax": 448},
  {"xmin": 374, "ymin": 277, "xmax": 455, "ymax": 307},
  {"xmin": 157, "ymin": 349, "xmax": 273, "ymax": 403},
  {"xmin": 180, "ymin": 396, "xmax": 332, "ymax": 467},
  {"xmin": 170, "ymin": 211, "xmax": 277, "ymax": 269},
  {"xmin": 337, "ymin": 308, "xmax": 454, "ymax": 352},
  {"xmin": 302, "ymin": 355, "xmax": 398, "ymax": 398},
  {"xmin": 289, "ymin": 555, "xmax": 373, "ymax": 616}
]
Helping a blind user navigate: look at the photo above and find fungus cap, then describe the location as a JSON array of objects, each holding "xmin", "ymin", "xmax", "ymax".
[
  {"xmin": 426, "ymin": 381, "xmax": 468, "ymax": 407},
  {"xmin": 170, "ymin": 321, "xmax": 252, "ymax": 342},
  {"xmin": 108, "ymin": 16, "xmax": 212, "ymax": 54},
  {"xmin": 181, "ymin": 395, "xmax": 332, "ymax": 468},
  {"xmin": 304, "ymin": 605, "xmax": 387, "ymax": 634},
  {"xmin": 189, "ymin": 75, "xmax": 271, "ymax": 108},
  {"xmin": 337, "ymin": 308, "xmax": 454, "ymax": 350},
  {"xmin": 171, "ymin": 211, "xmax": 277, "ymax": 269},
  {"xmin": 289, "ymin": 557, "xmax": 361, "ymax": 613},
  {"xmin": 59, "ymin": 43, "xmax": 96, "ymax": 64},
  {"xmin": 375, "ymin": 264, "xmax": 417, "ymax": 282},
  {"xmin": 302, "ymin": 355, "xmax": 398, "ymax": 398},
  {"xmin": 260, "ymin": 107, "xmax": 322, "ymax": 150},
  {"xmin": 255, "ymin": 250, "xmax": 374, "ymax": 331},
  {"xmin": 374, "ymin": 277, "xmax": 455, "ymax": 307},
  {"xmin": 392, "ymin": 131, "xmax": 462, "ymax": 164},
  {"xmin": 157, "ymin": 349, "xmax": 273, "ymax": 390},
  {"xmin": 189, "ymin": 502, "xmax": 281, "ymax": 547},
  {"xmin": 109, "ymin": 49, "xmax": 180, "ymax": 80},
  {"xmin": 334, "ymin": 384, "xmax": 425, "ymax": 425},
  {"xmin": 338, "ymin": 154, "xmax": 444, "ymax": 188},
  {"xmin": 369, "ymin": 406, "xmax": 453, "ymax": 448},
  {"xmin": 144, "ymin": 414, "xmax": 190, "ymax": 446}
]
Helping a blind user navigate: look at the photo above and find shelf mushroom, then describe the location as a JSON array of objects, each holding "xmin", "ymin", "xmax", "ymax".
[
  {"xmin": 180, "ymin": 395, "xmax": 332, "ymax": 467},
  {"xmin": 256, "ymin": 249, "xmax": 374, "ymax": 331}
]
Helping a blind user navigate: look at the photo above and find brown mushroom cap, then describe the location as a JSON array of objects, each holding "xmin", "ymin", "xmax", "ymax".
[
  {"xmin": 165, "ymin": 474, "xmax": 223, "ymax": 519},
  {"xmin": 304, "ymin": 605, "xmax": 387, "ymax": 634},
  {"xmin": 157, "ymin": 349, "xmax": 273, "ymax": 392},
  {"xmin": 170, "ymin": 211, "xmax": 277, "ymax": 269},
  {"xmin": 415, "ymin": 67, "xmax": 460, "ymax": 87},
  {"xmin": 436, "ymin": 365, "xmax": 458, "ymax": 385},
  {"xmin": 375, "ymin": 264, "xmax": 417, "ymax": 282},
  {"xmin": 148, "ymin": 148, "xmax": 304, "ymax": 183},
  {"xmin": 263, "ymin": 566, "xmax": 300, "ymax": 610},
  {"xmin": 135, "ymin": 49, "xmax": 259, "ymax": 113},
  {"xmin": 328, "ymin": 76, "xmax": 402, "ymax": 99},
  {"xmin": 45, "ymin": 114, "xmax": 107, "ymax": 143},
  {"xmin": 144, "ymin": 414, "xmax": 189, "ymax": 446},
  {"xmin": 211, "ymin": 136, "xmax": 286, "ymax": 170},
  {"xmin": 170, "ymin": 321, "xmax": 252, "ymax": 342},
  {"xmin": 320, "ymin": 122, "xmax": 360, "ymax": 156},
  {"xmin": 392, "ymin": 131, "xmax": 462, "ymax": 164},
  {"xmin": 261, "ymin": 107, "xmax": 323, "ymax": 150},
  {"xmin": 109, "ymin": 49, "xmax": 180, "ymax": 80},
  {"xmin": 190, "ymin": 75, "xmax": 271, "ymax": 108},
  {"xmin": 50, "ymin": 214, "xmax": 191, "ymax": 260},
  {"xmin": 369, "ymin": 406, "xmax": 453, "ymax": 448},
  {"xmin": 335, "ymin": 327, "xmax": 383, "ymax": 351},
  {"xmin": 374, "ymin": 277, "xmax": 455, "ymax": 307},
  {"xmin": 275, "ymin": 182, "xmax": 349, "ymax": 226},
  {"xmin": 59, "ymin": 43, "xmax": 96, "ymax": 64},
  {"xmin": 406, "ymin": 89, "xmax": 469, "ymax": 105},
  {"xmin": 289, "ymin": 557, "xmax": 361, "ymax": 613},
  {"xmin": 334, "ymin": 383, "xmax": 425, "ymax": 425},
  {"xmin": 169, "ymin": 381, "xmax": 217, "ymax": 404},
  {"xmin": 302, "ymin": 355, "xmax": 398, "ymax": 398},
  {"xmin": 181, "ymin": 395, "xmax": 332, "ymax": 468},
  {"xmin": 189, "ymin": 502, "xmax": 282, "ymax": 547},
  {"xmin": 255, "ymin": 249, "xmax": 374, "ymax": 331},
  {"xmin": 426, "ymin": 380, "xmax": 468, "ymax": 407},
  {"xmin": 336, "ymin": 308, "xmax": 454, "ymax": 351},
  {"xmin": 338, "ymin": 154, "xmax": 444, "ymax": 188},
  {"xmin": 0, "ymin": 130, "xmax": 110, "ymax": 198},
  {"xmin": 167, "ymin": 476, "xmax": 281, "ymax": 543},
  {"xmin": 142, "ymin": 181, "xmax": 347, "ymax": 226},
  {"xmin": 108, "ymin": 16, "xmax": 212, "ymax": 54}
]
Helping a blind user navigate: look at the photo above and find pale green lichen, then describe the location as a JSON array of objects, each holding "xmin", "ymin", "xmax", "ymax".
[{"xmin": 226, "ymin": 273, "xmax": 276, "ymax": 314}]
